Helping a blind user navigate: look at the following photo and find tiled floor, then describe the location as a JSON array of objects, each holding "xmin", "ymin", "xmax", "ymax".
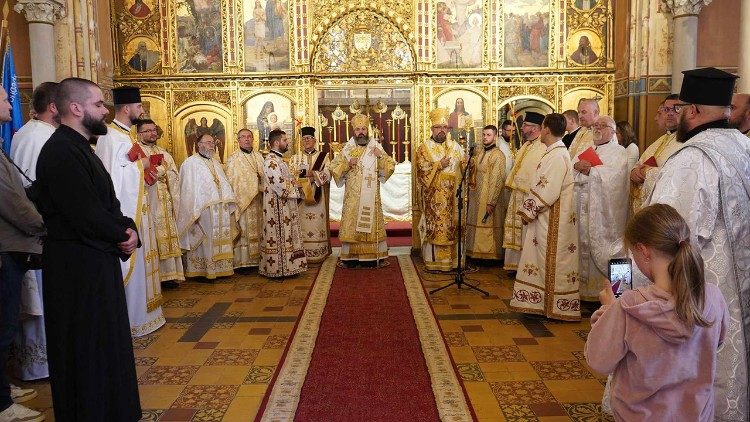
[{"xmin": 16, "ymin": 251, "xmax": 611, "ymax": 421}]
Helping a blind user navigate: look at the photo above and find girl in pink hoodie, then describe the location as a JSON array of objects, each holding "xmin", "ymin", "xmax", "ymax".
[{"xmin": 585, "ymin": 204, "xmax": 728, "ymax": 422}]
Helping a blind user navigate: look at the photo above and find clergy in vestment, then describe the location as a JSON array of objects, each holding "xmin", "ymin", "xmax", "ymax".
[
  {"xmin": 259, "ymin": 129, "xmax": 307, "ymax": 278},
  {"xmin": 226, "ymin": 129, "xmax": 264, "ymax": 269},
  {"xmin": 561, "ymin": 110, "xmax": 580, "ymax": 149},
  {"xmin": 137, "ymin": 118, "xmax": 185, "ymax": 285},
  {"xmin": 416, "ymin": 108, "xmax": 465, "ymax": 271},
  {"xmin": 629, "ymin": 94, "xmax": 682, "ymax": 212},
  {"xmin": 573, "ymin": 116, "xmax": 629, "ymax": 301},
  {"xmin": 568, "ymin": 98, "xmax": 598, "ymax": 158},
  {"xmin": 8, "ymin": 82, "xmax": 58, "ymax": 381},
  {"xmin": 729, "ymin": 93, "xmax": 750, "ymax": 136},
  {"xmin": 289, "ymin": 126, "xmax": 332, "ymax": 264},
  {"xmin": 329, "ymin": 114, "xmax": 396, "ymax": 268},
  {"xmin": 648, "ymin": 68, "xmax": 750, "ymax": 422},
  {"xmin": 510, "ymin": 113, "xmax": 580, "ymax": 320},
  {"xmin": 35, "ymin": 77, "xmax": 141, "ymax": 421},
  {"xmin": 94, "ymin": 86, "xmax": 164, "ymax": 337},
  {"xmin": 502, "ymin": 111, "xmax": 547, "ymax": 271},
  {"xmin": 466, "ymin": 125, "xmax": 506, "ymax": 260},
  {"xmin": 177, "ymin": 134, "xmax": 237, "ymax": 279}
]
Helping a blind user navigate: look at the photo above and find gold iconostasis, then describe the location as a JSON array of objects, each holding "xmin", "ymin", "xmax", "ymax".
[{"xmin": 112, "ymin": 0, "xmax": 614, "ymax": 165}]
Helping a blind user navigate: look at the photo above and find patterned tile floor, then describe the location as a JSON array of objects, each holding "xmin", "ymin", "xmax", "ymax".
[{"xmin": 16, "ymin": 250, "xmax": 611, "ymax": 421}]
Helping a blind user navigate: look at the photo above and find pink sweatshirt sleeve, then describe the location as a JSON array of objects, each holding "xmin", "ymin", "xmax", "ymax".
[{"xmin": 585, "ymin": 300, "xmax": 629, "ymax": 376}]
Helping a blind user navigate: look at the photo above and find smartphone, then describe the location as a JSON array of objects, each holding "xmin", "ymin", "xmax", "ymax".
[{"xmin": 608, "ymin": 258, "xmax": 633, "ymax": 298}]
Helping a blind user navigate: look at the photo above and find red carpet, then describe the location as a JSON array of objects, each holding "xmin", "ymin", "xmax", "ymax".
[
  {"xmin": 330, "ymin": 221, "xmax": 412, "ymax": 247},
  {"xmin": 294, "ymin": 256, "xmax": 438, "ymax": 421}
]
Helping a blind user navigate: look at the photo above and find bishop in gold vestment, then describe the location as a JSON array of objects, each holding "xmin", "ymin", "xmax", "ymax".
[
  {"xmin": 503, "ymin": 112, "xmax": 547, "ymax": 270},
  {"xmin": 416, "ymin": 108, "xmax": 466, "ymax": 271},
  {"xmin": 329, "ymin": 114, "xmax": 396, "ymax": 267},
  {"xmin": 137, "ymin": 119, "xmax": 185, "ymax": 284},
  {"xmin": 226, "ymin": 129, "xmax": 265, "ymax": 269},
  {"xmin": 466, "ymin": 125, "xmax": 507, "ymax": 260},
  {"xmin": 289, "ymin": 127, "xmax": 332, "ymax": 264}
]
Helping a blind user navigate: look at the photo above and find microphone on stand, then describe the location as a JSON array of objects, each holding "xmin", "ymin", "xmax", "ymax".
[{"xmin": 481, "ymin": 211, "xmax": 491, "ymax": 224}]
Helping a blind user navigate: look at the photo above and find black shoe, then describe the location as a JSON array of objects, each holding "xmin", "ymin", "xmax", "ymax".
[
  {"xmin": 161, "ymin": 280, "xmax": 180, "ymax": 289},
  {"xmin": 360, "ymin": 261, "xmax": 377, "ymax": 268},
  {"xmin": 340, "ymin": 260, "xmax": 359, "ymax": 269}
]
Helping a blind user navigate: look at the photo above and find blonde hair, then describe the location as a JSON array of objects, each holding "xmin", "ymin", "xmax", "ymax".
[{"xmin": 624, "ymin": 204, "xmax": 710, "ymax": 327}]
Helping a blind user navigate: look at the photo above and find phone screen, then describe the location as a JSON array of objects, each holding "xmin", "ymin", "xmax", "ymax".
[{"xmin": 609, "ymin": 259, "xmax": 632, "ymax": 297}]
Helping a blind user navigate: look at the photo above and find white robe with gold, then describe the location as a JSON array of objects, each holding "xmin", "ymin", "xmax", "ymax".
[
  {"xmin": 226, "ymin": 149, "xmax": 265, "ymax": 268},
  {"xmin": 573, "ymin": 139, "xmax": 629, "ymax": 301},
  {"xmin": 141, "ymin": 142, "xmax": 184, "ymax": 282},
  {"xmin": 330, "ymin": 138, "xmax": 396, "ymax": 262},
  {"xmin": 568, "ymin": 126, "xmax": 594, "ymax": 160},
  {"xmin": 630, "ymin": 131, "xmax": 682, "ymax": 212},
  {"xmin": 289, "ymin": 150, "xmax": 332, "ymax": 264},
  {"xmin": 177, "ymin": 153, "xmax": 236, "ymax": 279},
  {"xmin": 466, "ymin": 145, "xmax": 506, "ymax": 260},
  {"xmin": 503, "ymin": 137, "xmax": 546, "ymax": 270},
  {"xmin": 95, "ymin": 122, "xmax": 165, "ymax": 336},
  {"xmin": 260, "ymin": 152, "xmax": 307, "ymax": 277},
  {"xmin": 416, "ymin": 138, "xmax": 464, "ymax": 271},
  {"xmin": 511, "ymin": 140, "xmax": 580, "ymax": 320}
]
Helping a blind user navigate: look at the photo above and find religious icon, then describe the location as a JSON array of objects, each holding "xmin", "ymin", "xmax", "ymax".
[
  {"xmin": 568, "ymin": 30, "xmax": 602, "ymax": 66},
  {"xmin": 127, "ymin": 0, "xmax": 153, "ymax": 18},
  {"xmin": 243, "ymin": 0, "xmax": 290, "ymax": 72},
  {"xmin": 176, "ymin": 0, "xmax": 223, "ymax": 72},
  {"xmin": 124, "ymin": 37, "xmax": 160, "ymax": 72},
  {"xmin": 243, "ymin": 93, "xmax": 295, "ymax": 152},
  {"xmin": 572, "ymin": 0, "xmax": 598, "ymax": 11},
  {"xmin": 503, "ymin": 0, "xmax": 551, "ymax": 68},
  {"xmin": 436, "ymin": 0, "xmax": 484, "ymax": 69},
  {"xmin": 184, "ymin": 117, "xmax": 226, "ymax": 162},
  {"xmin": 436, "ymin": 90, "xmax": 485, "ymax": 146}
]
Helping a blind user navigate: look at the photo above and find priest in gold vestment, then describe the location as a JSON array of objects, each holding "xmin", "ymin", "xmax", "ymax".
[
  {"xmin": 568, "ymin": 98, "xmax": 598, "ymax": 159},
  {"xmin": 329, "ymin": 114, "xmax": 396, "ymax": 268},
  {"xmin": 289, "ymin": 127, "xmax": 332, "ymax": 264},
  {"xmin": 466, "ymin": 125, "xmax": 507, "ymax": 260},
  {"xmin": 177, "ymin": 134, "xmax": 237, "ymax": 279},
  {"xmin": 503, "ymin": 112, "xmax": 547, "ymax": 271},
  {"xmin": 226, "ymin": 129, "xmax": 265, "ymax": 269},
  {"xmin": 416, "ymin": 108, "xmax": 466, "ymax": 271},
  {"xmin": 137, "ymin": 118, "xmax": 185, "ymax": 285},
  {"xmin": 630, "ymin": 94, "xmax": 682, "ymax": 212},
  {"xmin": 510, "ymin": 114, "xmax": 580, "ymax": 321}
]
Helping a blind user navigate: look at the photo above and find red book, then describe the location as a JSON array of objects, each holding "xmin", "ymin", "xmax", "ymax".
[
  {"xmin": 150, "ymin": 153, "xmax": 164, "ymax": 166},
  {"xmin": 578, "ymin": 146, "xmax": 604, "ymax": 167},
  {"xmin": 144, "ymin": 168, "xmax": 157, "ymax": 186},
  {"xmin": 643, "ymin": 156, "xmax": 658, "ymax": 167},
  {"xmin": 127, "ymin": 143, "xmax": 147, "ymax": 162}
]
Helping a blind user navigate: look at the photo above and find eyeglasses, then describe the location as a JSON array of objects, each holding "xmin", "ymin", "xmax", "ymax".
[
  {"xmin": 658, "ymin": 106, "xmax": 678, "ymax": 114},
  {"xmin": 138, "ymin": 128, "xmax": 157, "ymax": 133},
  {"xmin": 592, "ymin": 123, "xmax": 615, "ymax": 130},
  {"xmin": 671, "ymin": 103, "xmax": 693, "ymax": 114}
]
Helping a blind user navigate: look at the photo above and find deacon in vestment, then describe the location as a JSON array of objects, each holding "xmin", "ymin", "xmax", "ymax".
[
  {"xmin": 329, "ymin": 114, "xmax": 396, "ymax": 268},
  {"xmin": 289, "ymin": 126, "xmax": 332, "ymax": 264},
  {"xmin": 259, "ymin": 129, "xmax": 307, "ymax": 277},
  {"xmin": 226, "ymin": 129, "xmax": 264, "ymax": 269},
  {"xmin": 466, "ymin": 125, "xmax": 506, "ymax": 260},
  {"xmin": 94, "ymin": 86, "xmax": 164, "ymax": 337},
  {"xmin": 416, "ymin": 108, "xmax": 465, "ymax": 271},
  {"xmin": 503, "ymin": 111, "xmax": 547, "ymax": 271},
  {"xmin": 177, "ymin": 134, "xmax": 237, "ymax": 279},
  {"xmin": 35, "ymin": 77, "xmax": 141, "ymax": 421},
  {"xmin": 8, "ymin": 82, "xmax": 58, "ymax": 381},
  {"xmin": 630, "ymin": 94, "xmax": 683, "ymax": 212},
  {"xmin": 568, "ymin": 98, "xmax": 599, "ymax": 159},
  {"xmin": 510, "ymin": 113, "xmax": 580, "ymax": 320},
  {"xmin": 573, "ymin": 116, "xmax": 629, "ymax": 301},
  {"xmin": 648, "ymin": 68, "xmax": 750, "ymax": 422},
  {"xmin": 137, "ymin": 118, "xmax": 185, "ymax": 285}
]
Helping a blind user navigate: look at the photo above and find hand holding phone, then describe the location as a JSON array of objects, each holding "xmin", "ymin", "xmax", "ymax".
[{"xmin": 608, "ymin": 258, "xmax": 633, "ymax": 298}]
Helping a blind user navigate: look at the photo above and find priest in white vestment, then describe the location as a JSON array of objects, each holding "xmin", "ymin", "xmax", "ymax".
[
  {"xmin": 502, "ymin": 111, "xmax": 547, "ymax": 271},
  {"xmin": 630, "ymin": 94, "xmax": 683, "ymax": 212},
  {"xmin": 329, "ymin": 114, "xmax": 396, "ymax": 268},
  {"xmin": 573, "ymin": 116, "xmax": 628, "ymax": 301},
  {"xmin": 289, "ymin": 126, "xmax": 332, "ymax": 264},
  {"xmin": 137, "ymin": 118, "xmax": 185, "ymax": 285},
  {"xmin": 177, "ymin": 134, "xmax": 237, "ymax": 279},
  {"xmin": 94, "ymin": 86, "xmax": 164, "ymax": 337},
  {"xmin": 511, "ymin": 113, "xmax": 580, "ymax": 320},
  {"xmin": 226, "ymin": 129, "xmax": 264, "ymax": 269},
  {"xmin": 260, "ymin": 130, "xmax": 307, "ymax": 277},
  {"xmin": 648, "ymin": 68, "xmax": 750, "ymax": 422},
  {"xmin": 568, "ymin": 98, "xmax": 599, "ymax": 159},
  {"xmin": 8, "ymin": 82, "xmax": 58, "ymax": 379}
]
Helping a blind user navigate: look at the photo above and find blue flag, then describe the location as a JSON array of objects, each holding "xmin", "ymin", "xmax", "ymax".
[{"xmin": 1, "ymin": 44, "xmax": 23, "ymax": 155}]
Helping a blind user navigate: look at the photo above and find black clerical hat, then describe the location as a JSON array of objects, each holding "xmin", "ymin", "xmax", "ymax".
[
  {"xmin": 679, "ymin": 67, "xmax": 738, "ymax": 106},
  {"xmin": 301, "ymin": 126, "xmax": 315, "ymax": 137},
  {"xmin": 112, "ymin": 86, "xmax": 142, "ymax": 105},
  {"xmin": 524, "ymin": 111, "xmax": 545, "ymax": 125}
]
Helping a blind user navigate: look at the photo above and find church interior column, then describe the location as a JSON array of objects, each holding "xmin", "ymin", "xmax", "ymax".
[
  {"xmin": 665, "ymin": 0, "xmax": 710, "ymax": 93},
  {"xmin": 13, "ymin": 0, "xmax": 65, "ymax": 88},
  {"xmin": 738, "ymin": 0, "xmax": 750, "ymax": 92}
]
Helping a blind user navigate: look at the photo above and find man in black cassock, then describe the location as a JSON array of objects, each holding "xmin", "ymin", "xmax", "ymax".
[{"xmin": 34, "ymin": 78, "xmax": 142, "ymax": 421}]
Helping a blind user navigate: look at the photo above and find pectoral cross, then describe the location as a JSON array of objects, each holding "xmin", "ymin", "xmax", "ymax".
[{"xmin": 364, "ymin": 174, "xmax": 376, "ymax": 188}]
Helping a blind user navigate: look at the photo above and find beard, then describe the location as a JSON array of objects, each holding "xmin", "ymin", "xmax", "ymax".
[
  {"xmin": 355, "ymin": 134, "xmax": 369, "ymax": 146},
  {"xmin": 279, "ymin": 143, "xmax": 288, "ymax": 153},
  {"xmin": 432, "ymin": 132, "xmax": 446, "ymax": 143},
  {"xmin": 82, "ymin": 111, "xmax": 108, "ymax": 136},
  {"xmin": 199, "ymin": 147, "xmax": 215, "ymax": 158},
  {"xmin": 676, "ymin": 113, "xmax": 690, "ymax": 142}
]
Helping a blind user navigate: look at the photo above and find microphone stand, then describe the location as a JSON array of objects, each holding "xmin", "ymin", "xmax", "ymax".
[{"xmin": 431, "ymin": 148, "xmax": 489, "ymax": 296}]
